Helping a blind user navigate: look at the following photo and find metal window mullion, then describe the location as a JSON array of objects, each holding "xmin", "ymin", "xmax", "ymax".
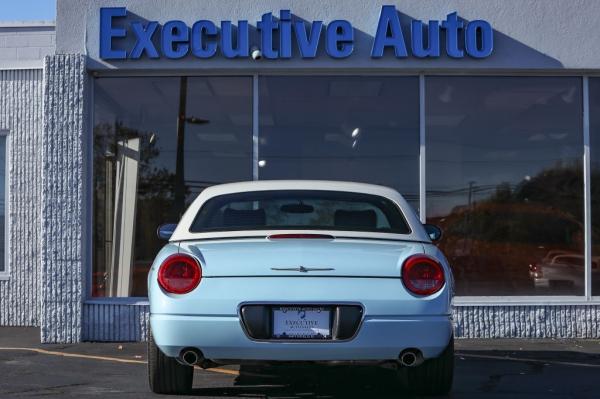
[
  {"xmin": 87, "ymin": 77, "xmax": 95, "ymax": 299},
  {"xmin": 583, "ymin": 76, "xmax": 592, "ymax": 299},
  {"xmin": 419, "ymin": 75, "xmax": 426, "ymax": 223},
  {"xmin": 0, "ymin": 130, "xmax": 9, "ymax": 278},
  {"xmin": 252, "ymin": 74, "xmax": 259, "ymax": 181}
]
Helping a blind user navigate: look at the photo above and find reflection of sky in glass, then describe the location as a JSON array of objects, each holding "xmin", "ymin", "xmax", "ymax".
[
  {"xmin": 258, "ymin": 76, "xmax": 420, "ymax": 209},
  {"xmin": 426, "ymin": 77, "xmax": 582, "ymax": 218},
  {"xmin": 589, "ymin": 78, "xmax": 600, "ymax": 295},
  {"xmin": 591, "ymin": 78, "xmax": 600, "ymax": 173},
  {"xmin": 94, "ymin": 77, "xmax": 253, "ymax": 191}
]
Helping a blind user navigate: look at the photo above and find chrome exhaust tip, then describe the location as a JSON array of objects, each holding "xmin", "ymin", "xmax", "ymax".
[
  {"xmin": 399, "ymin": 349, "xmax": 424, "ymax": 367},
  {"xmin": 180, "ymin": 349, "xmax": 201, "ymax": 366}
]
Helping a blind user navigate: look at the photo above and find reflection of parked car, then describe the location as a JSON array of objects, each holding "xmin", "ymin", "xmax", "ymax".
[
  {"xmin": 147, "ymin": 181, "xmax": 454, "ymax": 396},
  {"xmin": 529, "ymin": 252, "xmax": 599, "ymax": 292},
  {"xmin": 429, "ymin": 202, "xmax": 584, "ymax": 295}
]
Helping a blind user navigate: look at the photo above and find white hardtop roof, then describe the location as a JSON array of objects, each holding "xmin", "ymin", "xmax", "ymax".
[
  {"xmin": 171, "ymin": 180, "xmax": 429, "ymax": 242},
  {"xmin": 200, "ymin": 180, "xmax": 402, "ymax": 198}
]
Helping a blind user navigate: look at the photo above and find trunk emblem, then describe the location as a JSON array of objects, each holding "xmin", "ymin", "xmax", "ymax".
[{"xmin": 271, "ymin": 266, "xmax": 335, "ymax": 273}]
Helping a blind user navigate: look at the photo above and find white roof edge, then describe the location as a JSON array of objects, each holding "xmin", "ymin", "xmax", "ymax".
[
  {"xmin": 0, "ymin": 21, "xmax": 55, "ymax": 28},
  {"xmin": 200, "ymin": 180, "xmax": 400, "ymax": 196},
  {"xmin": 0, "ymin": 60, "xmax": 45, "ymax": 70}
]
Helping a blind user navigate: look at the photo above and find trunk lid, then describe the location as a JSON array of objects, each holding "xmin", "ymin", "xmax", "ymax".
[{"xmin": 179, "ymin": 238, "xmax": 424, "ymax": 278}]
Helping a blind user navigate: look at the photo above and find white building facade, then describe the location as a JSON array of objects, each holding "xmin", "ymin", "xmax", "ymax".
[{"xmin": 3, "ymin": 0, "xmax": 600, "ymax": 342}]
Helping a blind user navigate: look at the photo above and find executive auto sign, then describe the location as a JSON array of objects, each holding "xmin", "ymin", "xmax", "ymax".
[{"xmin": 99, "ymin": 6, "xmax": 494, "ymax": 60}]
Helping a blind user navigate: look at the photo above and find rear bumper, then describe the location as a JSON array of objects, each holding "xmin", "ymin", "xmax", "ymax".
[{"xmin": 150, "ymin": 313, "xmax": 452, "ymax": 361}]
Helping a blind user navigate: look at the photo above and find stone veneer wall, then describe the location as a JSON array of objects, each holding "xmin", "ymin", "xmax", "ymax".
[
  {"xmin": 454, "ymin": 305, "xmax": 600, "ymax": 338},
  {"xmin": 83, "ymin": 302, "xmax": 150, "ymax": 342},
  {"xmin": 40, "ymin": 54, "xmax": 87, "ymax": 343},
  {"xmin": 0, "ymin": 69, "xmax": 43, "ymax": 327},
  {"xmin": 81, "ymin": 303, "xmax": 600, "ymax": 342}
]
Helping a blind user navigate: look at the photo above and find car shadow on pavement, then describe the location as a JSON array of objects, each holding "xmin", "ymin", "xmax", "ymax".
[
  {"xmin": 185, "ymin": 349, "xmax": 600, "ymax": 398},
  {"xmin": 191, "ymin": 364, "xmax": 417, "ymax": 398},
  {"xmin": 190, "ymin": 387, "xmax": 404, "ymax": 399}
]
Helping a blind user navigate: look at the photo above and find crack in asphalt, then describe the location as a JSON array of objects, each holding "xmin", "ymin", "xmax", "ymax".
[
  {"xmin": 457, "ymin": 352, "xmax": 600, "ymax": 368},
  {"xmin": 478, "ymin": 361, "xmax": 545, "ymax": 393}
]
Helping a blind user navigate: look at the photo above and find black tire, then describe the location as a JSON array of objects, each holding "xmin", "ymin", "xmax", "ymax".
[
  {"xmin": 398, "ymin": 338, "xmax": 454, "ymax": 396},
  {"xmin": 147, "ymin": 328, "xmax": 193, "ymax": 395}
]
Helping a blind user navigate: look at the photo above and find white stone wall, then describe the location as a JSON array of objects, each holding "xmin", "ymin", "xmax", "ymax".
[
  {"xmin": 40, "ymin": 54, "xmax": 87, "ymax": 343},
  {"xmin": 80, "ymin": 304, "xmax": 600, "ymax": 341},
  {"xmin": 454, "ymin": 305, "xmax": 600, "ymax": 339},
  {"xmin": 0, "ymin": 69, "xmax": 43, "ymax": 327}
]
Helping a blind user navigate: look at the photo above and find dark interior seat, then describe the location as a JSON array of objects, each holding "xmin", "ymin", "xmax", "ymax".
[
  {"xmin": 222, "ymin": 208, "xmax": 266, "ymax": 228},
  {"xmin": 334, "ymin": 209, "xmax": 377, "ymax": 230}
]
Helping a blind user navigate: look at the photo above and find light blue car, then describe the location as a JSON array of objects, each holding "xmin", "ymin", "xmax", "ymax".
[{"xmin": 148, "ymin": 180, "xmax": 454, "ymax": 395}]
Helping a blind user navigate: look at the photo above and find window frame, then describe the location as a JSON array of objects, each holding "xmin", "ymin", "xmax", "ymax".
[
  {"xmin": 86, "ymin": 71, "xmax": 600, "ymax": 304},
  {"xmin": 0, "ymin": 130, "xmax": 10, "ymax": 280}
]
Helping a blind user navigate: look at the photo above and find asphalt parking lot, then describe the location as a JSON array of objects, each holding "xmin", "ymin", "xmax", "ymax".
[{"xmin": 1, "ymin": 328, "xmax": 600, "ymax": 398}]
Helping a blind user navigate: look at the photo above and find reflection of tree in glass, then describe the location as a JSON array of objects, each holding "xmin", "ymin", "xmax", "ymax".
[
  {"xmin": 443, "ymin": 163, "xmax": 583, "ymax": 244},
  {"xmin": 430, "ymin": 162, "xmax": 584, "ymax": 296}
]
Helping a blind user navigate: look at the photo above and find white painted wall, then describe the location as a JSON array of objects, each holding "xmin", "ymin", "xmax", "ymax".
[
  {"xmin": 0, "ymin": 23, "xmax": 55, "ymax": 69},
  {"xmin": 57, "ymin": 0, "xmax": 600, "ymax": 71}
]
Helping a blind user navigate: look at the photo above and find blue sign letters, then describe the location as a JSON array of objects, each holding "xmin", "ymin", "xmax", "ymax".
[
  {"xmin": 99, "ymin": 6, "xmax": 493, "ymax": 61},
  {"xmin": 130, "ymin": 21, "xmax": 159, "ymax": 59},
  {"xmin": 100, "ymin": 7, "xmax": 127, "ymax": 59},
  {"xmin": 190, "ymin": 21, "xmax": 217, "ymax": 58}
]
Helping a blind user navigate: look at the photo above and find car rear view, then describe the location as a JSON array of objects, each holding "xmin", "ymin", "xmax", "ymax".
[{"xmin": 148, "ymin": 181, "xmax": 454, "ymax": 395}]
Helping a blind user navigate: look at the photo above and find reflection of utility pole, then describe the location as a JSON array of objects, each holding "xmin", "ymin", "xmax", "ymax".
[
  {"xmin": 467, "ymin": 181, "xmax": 476, "ymax": 209},
  {"xmin": 464, "ymin": 180, "xmax": 476, "ymax": 255},
  {"xmin": 174, "ymin": 77, "xmax": 188, "ymax": 218},
  {"xmin": 174, "ymin": 76, "xmax": 210, "ymax": 219}
]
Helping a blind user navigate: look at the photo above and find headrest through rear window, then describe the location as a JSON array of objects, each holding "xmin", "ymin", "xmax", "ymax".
[
  {"xmin": 334, "ymin": 210, "xmax": 377, "ymax": 229},
  {"xmin": 222, "ymin": 208, "xmax": 266, "ymax": 228}
]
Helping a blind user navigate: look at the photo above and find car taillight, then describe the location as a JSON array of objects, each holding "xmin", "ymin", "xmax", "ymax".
[
  {"xmin": 529, "ymin": 263, "xmax": 537, "ymax": 272},
  {"xmin": 158, "ymin": 254, "xmax": 202, "ymax": 294},
  {"xmin": 401, "ymin": 254, "xmax": 445, "ymax": 296}
]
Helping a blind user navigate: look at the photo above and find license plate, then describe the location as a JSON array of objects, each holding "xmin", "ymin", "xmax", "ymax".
[{"xmin": 272, "ymin": 306, "xmax": 331, "ymax": 339}]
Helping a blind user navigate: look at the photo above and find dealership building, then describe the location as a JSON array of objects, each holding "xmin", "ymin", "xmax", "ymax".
[{"xmin": 3, "ymin": 0, "xmax": 600, "ymax": 343}]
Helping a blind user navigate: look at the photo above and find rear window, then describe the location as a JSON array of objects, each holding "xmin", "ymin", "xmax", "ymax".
[{"xmin": 190, "ymin": 190, "xmax": 411, "ymax": 234}]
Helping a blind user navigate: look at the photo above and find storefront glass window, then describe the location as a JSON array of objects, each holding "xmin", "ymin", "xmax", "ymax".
[
  {"xmin": 93, "ymin": 77, "xmax": 253, "ymax": 297},
  {"xmin": 590, "ymin": 77, "xmax": 600, "ymax": 296},
  {"xmin": 258, "ymin": 76, "xmax": 420, "ymax": 211},
  {"xmin": 426, "ymin": 77, "xmax": 584, "ymax": 296}
]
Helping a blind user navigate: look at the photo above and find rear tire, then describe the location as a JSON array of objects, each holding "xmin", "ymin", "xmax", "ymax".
[
  {"xmin": 147, "ymin": 328, "xmax": 193, "ymax": 395},
  {"xmin": 398, "ymin": 338, "xmax": 454, "ymax": 396}
]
